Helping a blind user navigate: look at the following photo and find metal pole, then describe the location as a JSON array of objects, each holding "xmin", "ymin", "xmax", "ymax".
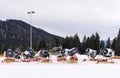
[
  {"xmin": 30, "ymin": 13, "xmax": 32, "ymax": 48},
  {"xmin": 27, "ymin": 11, "xmax": 35, "ymax": 49}
]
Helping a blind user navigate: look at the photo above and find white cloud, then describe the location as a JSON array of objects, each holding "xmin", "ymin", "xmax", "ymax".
[{"xmin": 0, "ymin": 0, "xmax": 120, "ymax": 40}]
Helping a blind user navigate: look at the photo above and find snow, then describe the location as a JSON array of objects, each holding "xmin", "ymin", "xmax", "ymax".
[
  {"xmin": 0, "ymin": 55, "xmax": 120, "ymax": 78},
  {"xmin": 0, "ymin": 63, "xmax": 120, "ymax": 78}
]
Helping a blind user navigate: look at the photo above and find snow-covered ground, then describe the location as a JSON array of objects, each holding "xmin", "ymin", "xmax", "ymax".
[
  {"xmin": 0, "ymin": 63, "xmax": 120, "ymax": 78},
  {"xmin": 0, "ymin": 55, "xmax": 120, "ymax": 78}
]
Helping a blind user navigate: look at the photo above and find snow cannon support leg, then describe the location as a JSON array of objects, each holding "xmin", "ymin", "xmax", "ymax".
[
  {"xmin": 68, "ymin": 56, "xmax": 78, "ymax": 64},
  {"xmin": 2, "ymin": 57, "xmax": 15, "ymax": 63},
  {"xmin": 57, "ymin": 57, "xmax": 67, "ymax": 63},
  {"xmin": 41, "ymin": 58, "xmax": 52, "ymax": 63}
]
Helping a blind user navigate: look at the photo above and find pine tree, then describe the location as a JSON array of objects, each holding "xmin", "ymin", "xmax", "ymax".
[
  {"xmin": 115, "ymin": 29, "xmax": 120, "ymax": 55},
  {"xmin": 62, "ymin": 36, "xmax": 70, "ymax": 49},
  {"xmin": 73, "ymin": 34, "xmax": 81, "ymax": 51},
  {"xmin": 85, "ymin": 32, "xmax": 100, "ymax": 54},
  {"xmin": 38, "ymin": 39, "xmax": 46, "ymax": 50},
  {"xmin": 100, "ymin": 40, "xmax": 105, "ymax": 49},
  {"xmin": 81, "ymin": 35, "xmax": 87, "ymax": 54},
  {"xmin": 86, "ymin": 37, "xmax": 91, "ymax": 48},
  {"xmin": 95, "ymin": 32, "xmax": 100, "ymax": 52},
  {"xmin": 54, "ymin": 37, "xmax": 61, "ymax": 47},
  {"xmin": 0, "ymin": 44, "xmax": 6, "ymax": 54},
  {"xmin": 62, "ymin": 34, "xmax": 81, "ymax": 51},
  {"xmin": 48, "ymin": 37, "xmax": 62, "ymax": 49},
  {"xmin": 69, "ymin": 36, "xmax": 74, "ymax": 48},
  {"xmin": 111, "ymin": 37, "xmax": 116, "ymax": 50},
  {"xmin": 106, "ymin": 37, "xmax": 111, "ymax": 48},
  {"xmin": 90, "ymin": 34, "xmax": 96, "ymax": 49}
]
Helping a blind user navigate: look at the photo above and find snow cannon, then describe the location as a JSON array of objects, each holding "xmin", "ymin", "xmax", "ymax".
[
  {"xmin": 68, "ymin": 47, "xmax": 79, "ymax": 56},
  {"xmin": 58, "ymin": 47, "xmax": 79, "ymax": 57},
  {"xmin": 51, "ymin": 46, "xmax": 62, "ymax": 52},
  {"xmin": 23, "ymin": 47, "xmax": 35, "ymax": 59},
  {"xmin": 61, "ymin": 47, "xmax": 79, "ymax": 56},
  {"xmin": 38, "ymin": 50, "xmax": 49, "ymax": 58},
  {"xmin": 49, "ymin": 46, "xmax": 62, "ymax": 55},
  {"xmin": 14, "ymin": 48, "xmax": 21, "ymax": 59},
  {"xmin": 100, "ymin": 48, "xmax": 115, "ymax": 57},
  {"xmin": 86, "ymin": 48, "xmax": 97, "ymax": 59},
  {"xmin": 4, "ymin": 49, "xmax": 14, "ymax": 57},
  {"xmin": 57, "ymin": 47, "xmax": 79, "ymax": 63}
]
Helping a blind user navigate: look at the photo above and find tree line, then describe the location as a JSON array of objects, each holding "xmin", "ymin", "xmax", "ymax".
[
  {"xmin": 38, "ymin": 29, "xmax": 120, "ymax": 56},
  {"xmin": 1, "ymin": 29, "xmax": 120, "ymax": 56},
  {"xmin": 36, "ymin": 33, "xmax": 109, "ymax": 54}
]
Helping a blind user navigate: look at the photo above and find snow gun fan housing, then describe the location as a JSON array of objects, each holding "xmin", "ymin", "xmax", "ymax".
[
  {"xmin": 100, "ymin": 48, "xmax": 115, "ymax": 57},
  {"xmin": 38, "ymin": 50, "xmax": 49, "ymax": 58},
  {"xmin": 60, "ymin": 47, "xmax": 79, "ymax": 57},
  {"xmin": 4, "ymin": 48, "xmax": 21, "ymax": 59},
  {"xmin": 23, "ymin": 47, "xmax": 35, "ymax": 59},
  {"xmin": 85, "ymin": 48, "xmax": 97, "ymax": 59},
  {"xmin": 4, "ymin": 49, "xmax": 14, "ymax": 57},
  {"xmin": 14, "ymin": 48, "xmax": 21, "ymax": 59}
]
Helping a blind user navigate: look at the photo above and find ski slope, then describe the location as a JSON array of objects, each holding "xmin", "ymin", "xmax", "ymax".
[
  {"xmin": 0, "ymin": 55, "xmax": 120, "ymax": 78},
  {"xmin": 0, "ymin": 63, "xmax": 120, "ymax": 78}
]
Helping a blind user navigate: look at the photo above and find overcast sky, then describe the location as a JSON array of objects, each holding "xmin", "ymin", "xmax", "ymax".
[{"xmin": 0, "ymin": 0, "xmax": 120, "ymax": 40}]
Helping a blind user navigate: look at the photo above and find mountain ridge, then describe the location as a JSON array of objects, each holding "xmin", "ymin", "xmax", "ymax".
[{"xmin": 0, "ymin": 19, "xmax": 62, "ymax": 53}]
